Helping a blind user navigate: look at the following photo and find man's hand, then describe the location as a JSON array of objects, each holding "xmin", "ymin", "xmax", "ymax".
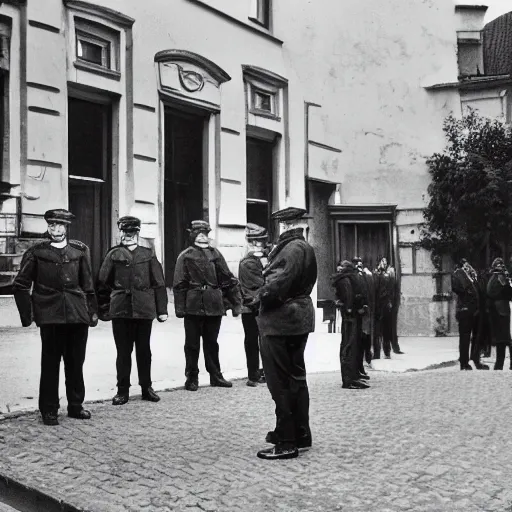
[
  {"xmin": 157, "ymin": 314, "xmax": 168, "ymax": 323},
  {"xmin": 175, "ymin": 311, "xmax": 185, "ymax": 319},
  {"xmin": 90, "ymin": 313, "xmax": 99, "ymax": 327}
]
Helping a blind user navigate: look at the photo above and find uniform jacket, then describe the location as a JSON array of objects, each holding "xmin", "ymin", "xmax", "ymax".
[
  {"xmin": 13, "ymin": 240, "xmax": 97, "ymax": 326},
  {"xmin": 96, "ymin": 245, "xmax": 168, "ymax": 320},
  {"xmin": 451, "ymin": 267, "xmax": 480, "ymax": 315},
  {"xmin": 238, "ymin": 253, "xmax": 264, "ymax": 314},
  {"xmin": 173, "ymin": 245, "xmax": 241, "ymax": 317},
  {"xmin": 256, "ymin": 228, "xmax": 317, "ymax": 336},
  {"xmin": 374, "ymin": 267, "xmax": 397, "ymax": 319},
  {"xmin": 487, "ymin": 272, "xmax": 512, "ymax": 317},
  {"xmin": 331, "ymin": 266, "xmax": 367, "ymax": 319}
]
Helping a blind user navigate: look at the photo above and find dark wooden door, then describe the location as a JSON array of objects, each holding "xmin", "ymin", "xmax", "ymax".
[
  {"xmin": 164, "ymin": 109, "xmax": 205, "ymax": 285},
  {"xmin": 337, "ymin": 222, "xmax": 391, "ymax": 271},
  {"xmin": 68, "ymin": 97, "xmax": 111, "ymax": 279}
]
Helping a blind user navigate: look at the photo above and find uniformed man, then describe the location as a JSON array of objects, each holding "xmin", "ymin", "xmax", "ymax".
[
  {"xmin": 332, "ymin": 260, "xmax": 370, "ymax": 390},
  {"xmin": 254, "ymin": 207, "xmax": 317, "ymax": 460},
  {"xmin": 239, "ymin": 223, "xmax": 267, "ymax": 387},
  {"xmin": 173, "ymin": 220, "xmax": 242, "ymax": 391},
  {"xmin": 97, "ymin": 216, "xmax": 169, "ymax": 405},
  {"xmin": 13, "ymin": 209, "xmax": 98, "ymax": 426}
]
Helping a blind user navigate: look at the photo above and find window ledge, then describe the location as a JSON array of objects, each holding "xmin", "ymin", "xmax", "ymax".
[
  {"xmin": 186, "ymin": 0, "xmax": 283, "ymax": 45},
  {"xmin": 249, "ymin": 108, "xmax": 281, "ymax": 121},
  {"xmin": 73, "ymin": 60, "xmax": 121, "ymax": 81}
]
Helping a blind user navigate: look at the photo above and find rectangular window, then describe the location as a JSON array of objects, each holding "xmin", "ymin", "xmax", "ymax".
[
  {"xmin": 249, "ymin": 0, "xmax": 270, "ymax": 29},
  {"xmin": 246, "ymin": 137, "xmax": 274, "ymax": 234},
  {"xmin": 74, "ymin": 17, "xmax": 119, "ymax": 72}
]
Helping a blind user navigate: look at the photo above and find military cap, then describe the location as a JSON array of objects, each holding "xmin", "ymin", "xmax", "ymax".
[
  {"xmin": 117, "ymin": 216, "xmax": 141, "ymax": 232},
  {"xmin": 246, "ymin": 223, "xmax": 268, "ymax": 241},
  {"xmin": 187, "ymin": 220, "xmax": 211, "ymax": 233},
  {"xmin": 44, "ymin": 209, "xmax": 75, "ymax": 224},
  {"xmin": 352, "ymin": 256, "xmax": 362, "ymax": 264},
  {"xmin": 270, "ymin": 206, "xmax": 307, "ymax": 222}
]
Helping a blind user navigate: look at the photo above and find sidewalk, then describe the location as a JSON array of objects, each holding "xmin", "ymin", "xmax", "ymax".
[{"xmin": 0, "ymin": 312, "xmax": 459, "ymax": 414}]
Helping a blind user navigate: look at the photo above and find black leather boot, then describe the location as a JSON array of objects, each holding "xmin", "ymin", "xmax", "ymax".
[
  {"xmin": 41, "ymin": 411, "xmax": 59, "ymax": 426},
  {"xmin": 210, "ymin": 373, "xmax": 233, "ymax": 388},
  {"xmin": 112, "ymin": 392, "xmax": 129, "ymax": 405},
  {"xmin": 185, "ymin": 379, "xmax": 198, "ymax": 391},
  {"xmin": 67, "ymin": 408, "xmax": 91, "ymax": 420},
  {"xmin": 142, "ymin": 387, "xmax": 160, "ymax": 402}
]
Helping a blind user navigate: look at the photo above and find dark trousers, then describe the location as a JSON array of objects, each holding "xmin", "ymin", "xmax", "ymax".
[
  {"xmin": 242, "ymin": 313, "xmax": 261, "ymax": 381},
  {"xmin": 457, "ymin": 310, "xmax": 481, "ymax": 367},
  {"xmin": 380, "ymin": 311, "xmax": 394, "ymax": 357},
  {"xmin": 494, "ymin": 344, "xmax": 512, "ymax": 370},
  {"xmin": 39, "ymin": 324, "xmax": 89, "ymax": 414},
  {"xmin": 184, "ymin": 315, "xmax": 223, "ymax": 379},
  {"xmin": 260, "ymin": 333, "xmax": 310, "ymax": 446},
  {"xmin": 112, "ymin": 319, "xmax": 153, "ymax": 393},
  {"xmin": 361, "ymin": 332, "xmax": 372, "ymax": 370},
  {"xmin": 340, "ymin": 316, "xmax": 362, "ymax": 385}
]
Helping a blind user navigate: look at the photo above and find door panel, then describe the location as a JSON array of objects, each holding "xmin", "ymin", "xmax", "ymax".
[
  {"xmin": 164, "ymin": 110, "xmax": 205, "ymax": 286},
  {"xmin": 68, "ymin": 97, "xmax": 111, "ymax": 279}
]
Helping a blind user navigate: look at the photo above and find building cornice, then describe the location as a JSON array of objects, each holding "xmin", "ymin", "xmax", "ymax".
[
  {"xmin": 63, "ymin": 0, "xmax": 135, "ymax": 28},
  {"xmin": 425, "ymin": 74, "xmax": 512, "ymax": 91}
]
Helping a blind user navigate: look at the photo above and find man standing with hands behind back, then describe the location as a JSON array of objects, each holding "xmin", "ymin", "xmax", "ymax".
[
  {"xmin": 13, "ymin": 209, "xmax": 98, "ymax": 426},
  {"xmin": 97, "ymin": 216, "xmax": 168, "ymax": 406}
]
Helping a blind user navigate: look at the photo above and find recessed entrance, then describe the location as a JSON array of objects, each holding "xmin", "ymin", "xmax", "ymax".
[
  {"xmin": 163, "ymin": 108, "xmax": 207, "ymax": 285},
  {"xmin": 68, "ymin": 96, "xmax": 112, "ymax": 278}
]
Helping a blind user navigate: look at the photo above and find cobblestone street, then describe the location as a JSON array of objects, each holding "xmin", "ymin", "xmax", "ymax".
[{"xmin": 1, "ymin": 368, "xmax": 512, "ymax": 512}]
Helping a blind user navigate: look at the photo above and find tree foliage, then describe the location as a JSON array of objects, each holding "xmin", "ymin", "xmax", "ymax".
[{"xmin": 421, "ymin": 109, "xmax": 512, "ymax": 270}]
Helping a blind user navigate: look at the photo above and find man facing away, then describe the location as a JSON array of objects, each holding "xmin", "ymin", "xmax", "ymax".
[
  {"xmin": 254, "ymin": 207, "xmax": 317, "ymax": 460},
  {"xmin": 173, "ymin": 220, "xmax": 242, "ymax": 391},
  {"xmin": 238, "ymin": 223, "xmax": 268, "ymax": 387},
  {"xmin": 332, "ymin": 260, "xmax": 370, "ymax": 390},
  {"xmin": 452, "ymin": 258, "xmax": 489, "ymax": 371},
  {"xmin": 97, "ymin": 216, "xmax": 169, "ymax": 406},
  {"xmin": 13, "ymin": 209, "xmax": 98, "ymax": 426}
]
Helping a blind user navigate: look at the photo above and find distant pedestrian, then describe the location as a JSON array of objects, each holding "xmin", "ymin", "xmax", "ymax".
[
  {"xmin": 97, "ymin": 216, "xmax": 168, "ymax": 406},
  {"xmin": 255, "ymin": 207, "xmax": 317, "ymax": 460},
  {"xmin": 238, "ymin": 223, "xmax": 268, "ymax": 387},
  {"xmin": 173, "ymin": 220, "xmax": 241, "ymax": 391},
  {"xmin": 332, "ymin": 260, "xmax": 370, "ymax": 390},
  {"xmin": 486, "ymin": 258, "xmax": 512, "ymax": 370},
  {"xmin": 353, "ymin": 256, "xmax": 374, "ymax": 372},
  {"xmin": 12, "ymin": 209, "xmax": 98, "ymax": 426},
  {"xmin": 374, "ymin": 257, "xmax": 402, "ymax": 358},
  {"xmin": 452, "ymin": 258, "xmax": 489, "ymax": 370}
]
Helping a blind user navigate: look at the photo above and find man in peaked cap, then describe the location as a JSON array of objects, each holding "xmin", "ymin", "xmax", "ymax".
[
  {"xmin": 13, "ymin": 208, "xmax": 98, "ymax": 426},
  {"xmin": 97, "ymin": 215, "xmax": 168, "ymax": 406},
  {"xmin": 239, "ymin": 223, "xmax": 268, "ymax": 387},
  {"xmin": 173, "ymin": 219, "xmax": 242, "ymax": 391},
  {"xmin": 254, "ymin": 206, "xmax": 317, "ymax": 460}
]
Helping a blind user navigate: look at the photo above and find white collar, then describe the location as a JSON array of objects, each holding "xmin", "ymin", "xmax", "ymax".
[{"xmin": 50, "ymin": 239, "xmax": 68, "ymax": 249}]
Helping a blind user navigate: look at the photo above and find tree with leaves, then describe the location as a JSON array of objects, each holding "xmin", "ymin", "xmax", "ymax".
[{"xmin": 421, "ymin": 109, "xmax": 512, "ymax": 271}]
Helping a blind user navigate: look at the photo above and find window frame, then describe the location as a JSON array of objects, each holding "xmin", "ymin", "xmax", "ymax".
[
  {"xmin": 73, "ymin": 16, "xmax": 121, "ymax": 79},
  {"xmin": 249, "ymin": 0, "xmax": 271, "ymax": 30}
]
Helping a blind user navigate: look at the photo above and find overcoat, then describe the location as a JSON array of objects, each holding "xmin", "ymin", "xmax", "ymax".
[
  {"xmin": 238, "ymin": 253, "xmax": 264, "ymax": 314},
  {"xmin": 13, "ymin": 240, "xmax": 97, "ymax": 326},
  {"xmin": 256, "ymin": 228, "xmax": 317, "ymax": 336},
  {"xmin": 487, "ymin": 271, "xmax": 512, "ymax": 345},
  {"xmin": 451, "ymin": 267, "xmax": 480, "ymax": 316},
  {"xmin": 173, "ymin": 245, "xmax": 241, "ymax": 317},
  {"xmin": 96, "ymin": 245, "xmax": 168, "ymax": 320}
]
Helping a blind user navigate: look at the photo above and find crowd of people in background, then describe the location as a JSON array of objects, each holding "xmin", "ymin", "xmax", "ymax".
[
  {"xmin": 452, "ymin": 257, "xmax": 512, "ymax": 371},
  {"xmin": 331, "ymin": 256, "xmax": 403, "ymax": 390}
]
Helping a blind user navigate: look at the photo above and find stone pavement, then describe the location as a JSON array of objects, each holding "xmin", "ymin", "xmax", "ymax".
[
  {"xmin": 2, "ymin": 368, "xmax": 512, "ymax": 512},
  {"xmin": 0, "ymin": 313, "xmax": 460, "ymax": 413}
]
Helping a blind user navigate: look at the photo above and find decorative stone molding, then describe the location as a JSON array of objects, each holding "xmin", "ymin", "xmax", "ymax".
[
  {"xmin": 63, "ymin": 0, "xmax": 134, "ymax": 27},
  {"xmin": 155, "ymin": 50, "xmax": 231, "ymax": 110}
]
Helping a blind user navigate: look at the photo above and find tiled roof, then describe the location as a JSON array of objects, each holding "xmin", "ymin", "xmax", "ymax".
[{"xmin": 483, "ymin": 12, "xmax": 512, "ymax": 76}]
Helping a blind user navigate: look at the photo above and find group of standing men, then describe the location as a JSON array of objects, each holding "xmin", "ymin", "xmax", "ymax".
[
  {"xmin": 452, "ymin": 257, "xmax": 512, "ymax": 371},
  {"xmin": 331, "ymin": 256, "xmax": 403, "ymax": 390},
  {"xmin": 12, "ymin": 206, "xmax": 318, "ymax": 461}
]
